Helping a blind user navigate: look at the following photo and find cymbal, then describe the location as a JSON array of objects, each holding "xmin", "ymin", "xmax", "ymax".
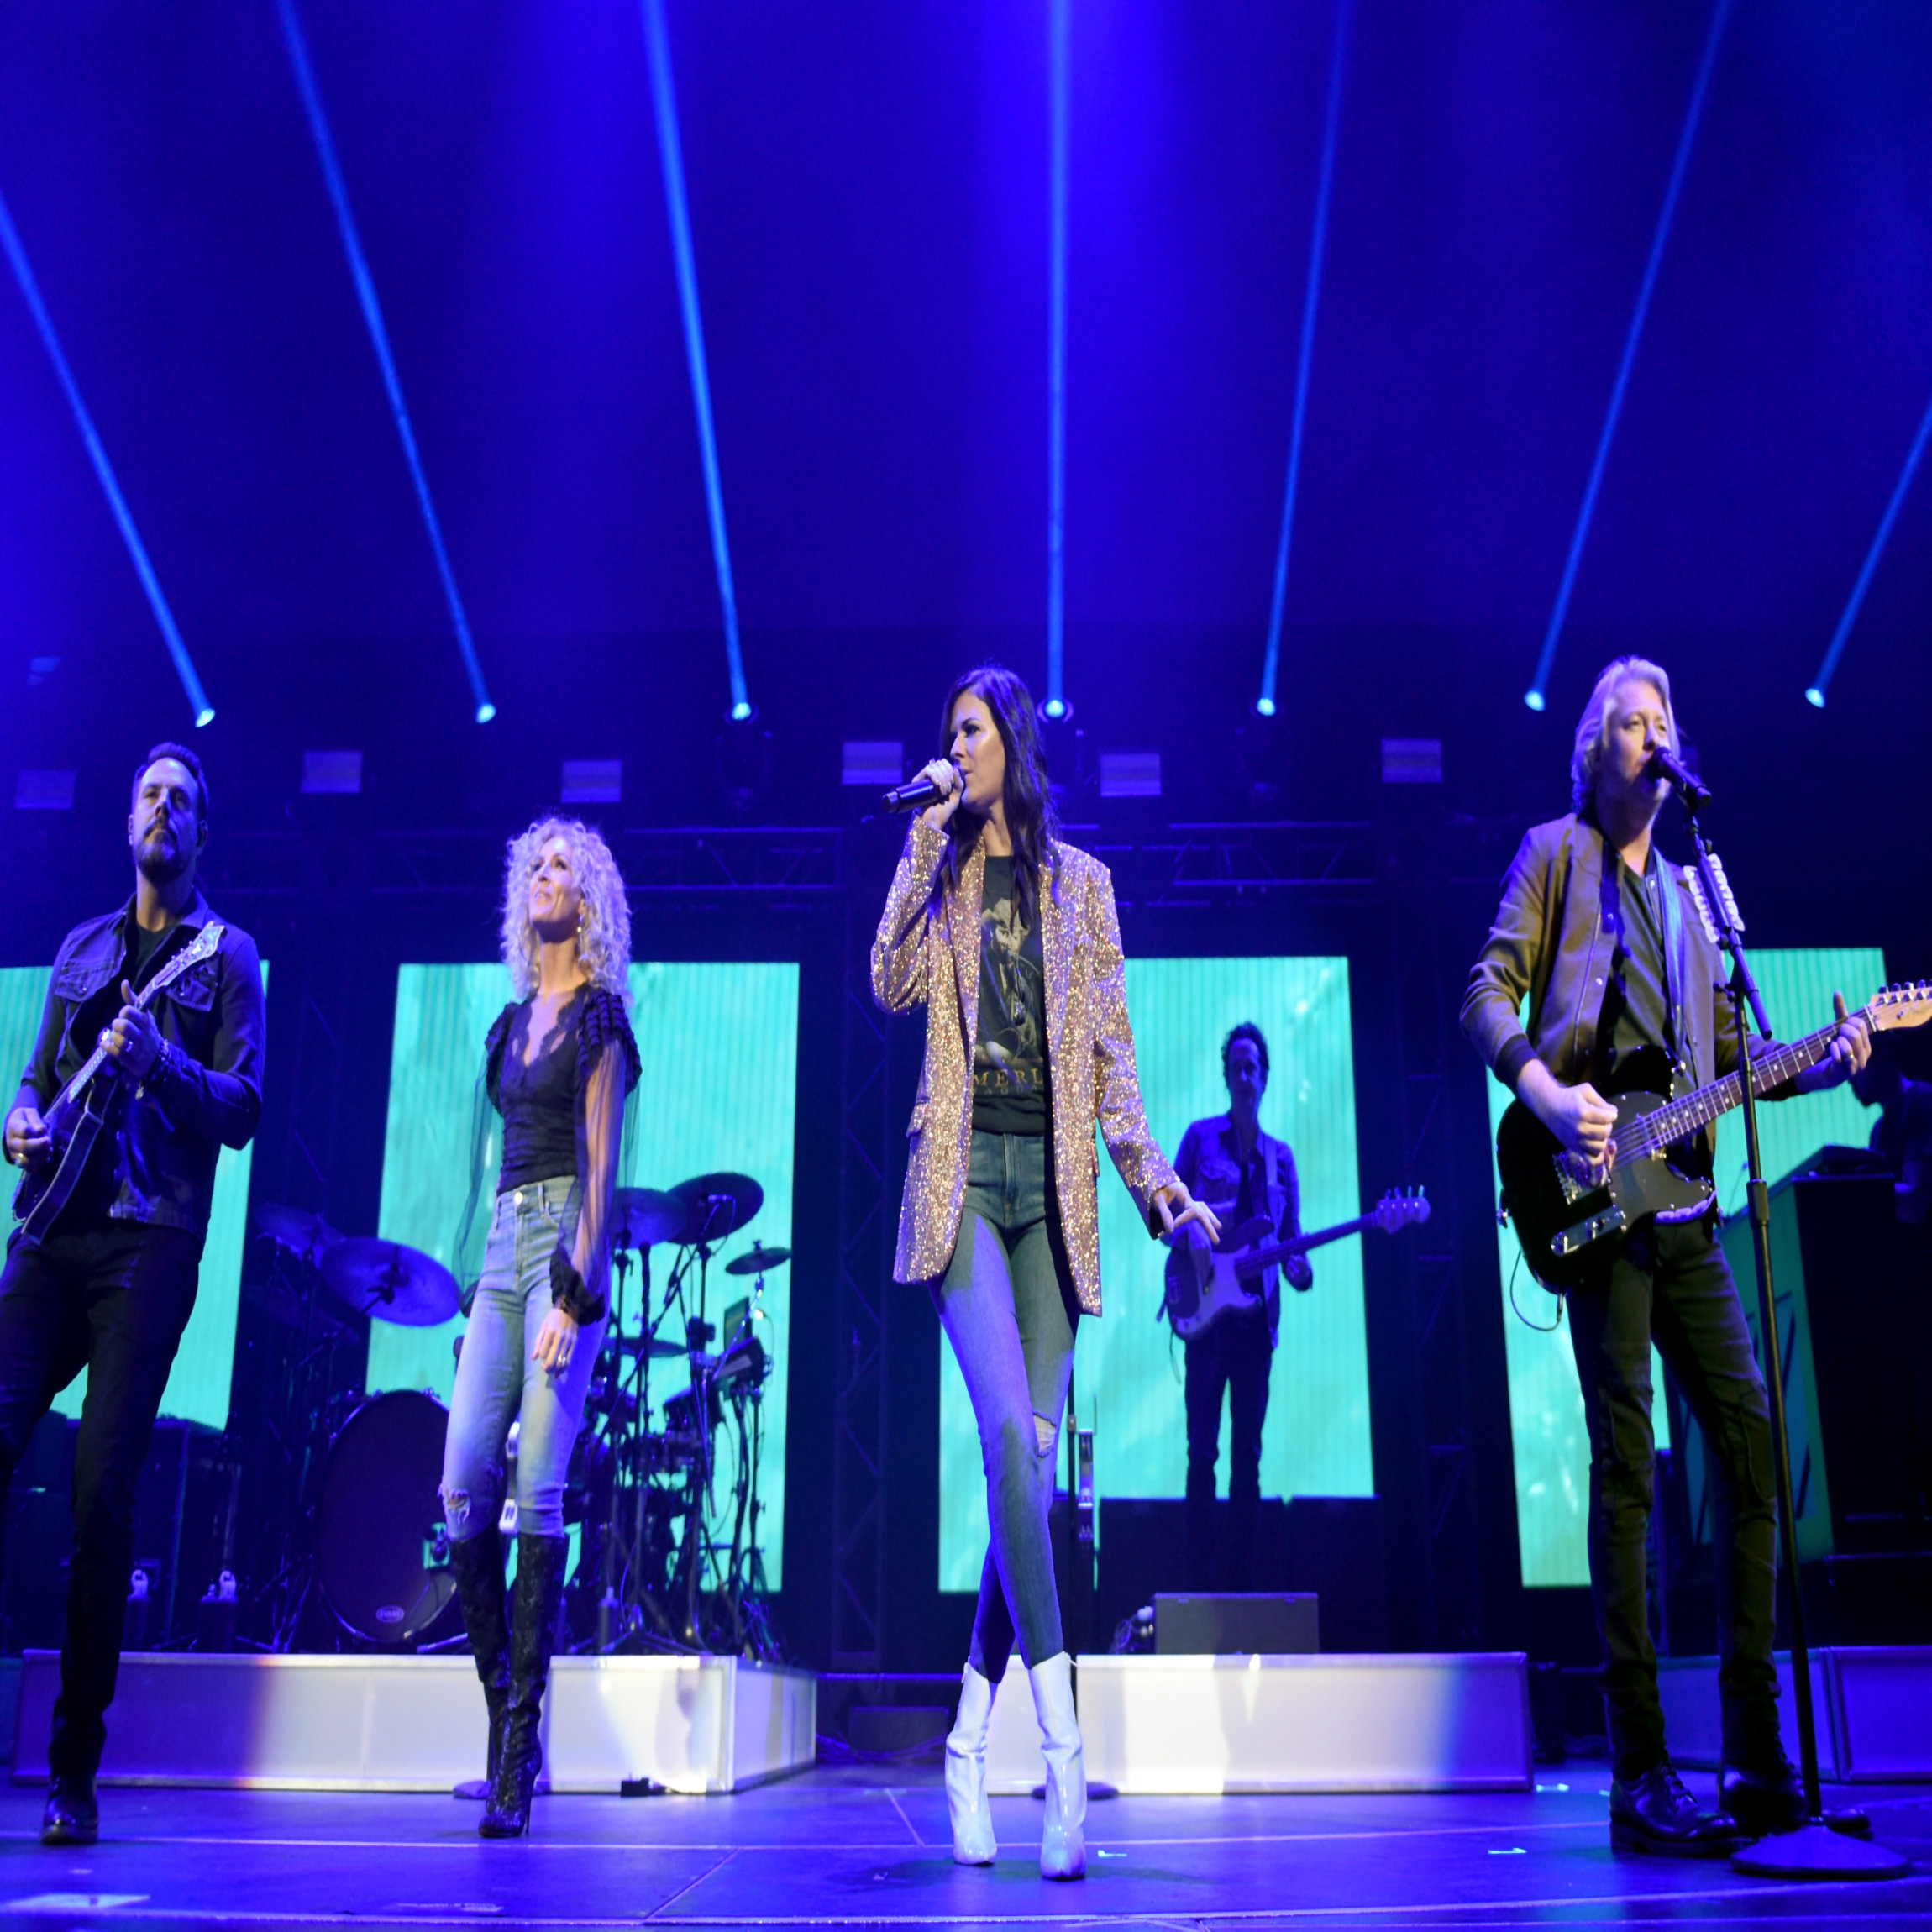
[
  {"xmin": 321, "ymin": 1238, "xmax": 461, "ymax": 1327},
  {"xmin": 254, "ymin": 1201, "xmax": 345, "ymax": 1257},
  {"xmin": 724, "ymin": 1242, "xmax": 790, "ymax": 1277},
  {"xmin": 668, "ymin": 1172, "xmax": 764, "ymax": 1244},
  {"xmin": 610, "ymin": 1187, "xmax": 686, "ymax": 1251},
  {"xmin": 609, "ymin": 1333, "xmax": 685, "ymax": 1360}
]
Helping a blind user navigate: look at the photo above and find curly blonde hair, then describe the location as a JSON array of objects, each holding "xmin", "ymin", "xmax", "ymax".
[{"xmin": 500, "ymin": 816, "xmax": 632, "ymax": 1000}]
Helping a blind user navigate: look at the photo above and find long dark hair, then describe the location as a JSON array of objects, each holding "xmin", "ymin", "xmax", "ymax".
[{"xmin": 933, "ymin": 663, "xmax": 1060, "ymax": 927}]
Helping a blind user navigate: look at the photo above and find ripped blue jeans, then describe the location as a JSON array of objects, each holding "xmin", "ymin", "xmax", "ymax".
[
  {"xmin": 932, "ymin": 1130, "xmax": 1080, "ymax": 1679},
  {"xmin": 441, "ymin": 1176, "xmax": 606, "ymax": 1542}
]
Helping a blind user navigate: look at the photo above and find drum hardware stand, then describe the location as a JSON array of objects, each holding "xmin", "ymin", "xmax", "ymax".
[{"xmin": 1677, "ymin": 791, "xmax": 1908, "ymax": 1882}]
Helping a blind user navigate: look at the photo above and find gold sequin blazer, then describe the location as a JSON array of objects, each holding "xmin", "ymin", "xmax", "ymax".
[{"xmin": 870, "ymin": 818, "xmax": 1177, "ymax": 1314}]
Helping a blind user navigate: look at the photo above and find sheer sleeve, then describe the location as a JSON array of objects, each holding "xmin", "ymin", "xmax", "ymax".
[{"xmin": 451, "ymin": 1004, "xmax": 516, "ymax": 1313}]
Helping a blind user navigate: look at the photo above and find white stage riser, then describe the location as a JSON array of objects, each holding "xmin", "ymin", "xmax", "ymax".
[
  {"xmin": 1658, "ymin": 1646, "xmax": 1932, "ymax": 1782},
  {"xmin": 984, "ymin": 1652, "xmax": 1531, "ymax": 1794},
  {"xmin": 10, "ymin": 1652, "xmax": 816, "ymax": 1793}
]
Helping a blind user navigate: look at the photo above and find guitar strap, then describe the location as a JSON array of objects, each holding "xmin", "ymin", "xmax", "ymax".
[
  {"xmin": 1656, "ymin": 855, "xmax": 1689, "ymax": 1069},
  {"xmin": 1263, "ymin": 1137, "xmax": 1282, "ymax": 1343}
]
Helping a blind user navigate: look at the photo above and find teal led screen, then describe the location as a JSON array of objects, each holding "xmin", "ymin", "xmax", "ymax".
[
  {"xmin": 0, "ymin": 963, "xmax": 264, "ymax": 1431},
  {"xmin": 372, "ymin": 962, "xmax": 799, "ymax": 1584},
  {"xmin": 938, "ymin": 957, "xmax": 1374, "ymax": 1591},
  {"xmin": 1491, "ymin": 945, "xmax": 1888, "ymax": 1588}
]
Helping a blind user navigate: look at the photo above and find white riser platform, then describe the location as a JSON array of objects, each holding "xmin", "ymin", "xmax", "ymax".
[
  {"xmin": 1659, "ymin": 1646, "xmax": 1932, "ymax": 1782},
  {"xmin": 10, "ymin": 1651, "xmax": 815, "ymax": 1793},
  {"xmin": 985, "ymin": 1651, "xmax": 1531, "ymax": 1794}
]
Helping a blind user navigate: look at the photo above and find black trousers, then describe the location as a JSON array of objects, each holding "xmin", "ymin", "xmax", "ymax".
[
  {"xmin": 1566, "ymin": 1215, "xmax": 1778, "ymax": 1782},
  {"xmin": 1183, "ymin": 1313, "xmax": 1272, "ymax": 1590},
  {"xmin": 0, "ymin": 1221, "xmax": 201, "ymax": 1779}
]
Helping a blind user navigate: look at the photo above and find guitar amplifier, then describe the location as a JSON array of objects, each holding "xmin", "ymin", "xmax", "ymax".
[{"xmin": 1154, "ymin": 1591, "xmax": 1319, "ymax": 1655}]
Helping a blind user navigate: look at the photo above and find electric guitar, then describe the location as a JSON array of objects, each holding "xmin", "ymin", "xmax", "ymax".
[
  {"xmin": 9, "ymin": 923, "xmax": 226, "ymax": 1252},
  {"xmin": 1496, "ymin": 980, "xmax": 1932, "ymax": 1294},
  {"xmin": 1163, "ymin": 1188, "xmax": 1431, "ymax": 1340}
]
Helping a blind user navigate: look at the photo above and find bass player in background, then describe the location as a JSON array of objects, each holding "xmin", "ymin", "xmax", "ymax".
[
  {"xmin": 1462, "ymin": 659, "xmax": 1867, "ymax": 1857},
  {"xmin": 1168, "ymin": 1022, "xmax": 1310, "ymax": 1591},
  {"xmin": 0, "ymin": 744, "xmax": 265, "ymax": 1848}
]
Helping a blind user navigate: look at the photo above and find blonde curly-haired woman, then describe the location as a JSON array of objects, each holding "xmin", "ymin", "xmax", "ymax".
[{"xmin": 441, "ymin": 818, "xmax": 639, "ymax": 1837}]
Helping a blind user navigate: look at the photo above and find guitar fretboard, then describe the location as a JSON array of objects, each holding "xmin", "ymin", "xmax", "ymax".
[{"xmin": 1617, "ymin": 1019, "xmax": 1842, "ymax": 1163}]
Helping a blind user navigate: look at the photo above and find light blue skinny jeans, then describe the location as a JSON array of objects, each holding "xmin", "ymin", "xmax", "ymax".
[
  {"xmin": 932, "ymin": 1130, "xmax": 1080, "ymax": 1680},
  {"xmin": 440, "ymin": 1175, "xmax": 606, "ymax": 1542}
]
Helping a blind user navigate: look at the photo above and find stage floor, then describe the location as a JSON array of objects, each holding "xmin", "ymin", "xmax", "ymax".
[{"xmin": 2, "ymin": 1760, "xmax": 1927, "ymax": 1929}]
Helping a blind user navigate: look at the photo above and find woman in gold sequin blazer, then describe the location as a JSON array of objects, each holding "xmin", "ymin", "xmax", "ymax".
[{"xmin": 872, "ymin": 664, "xmax": 1219, "ymax": 1881}]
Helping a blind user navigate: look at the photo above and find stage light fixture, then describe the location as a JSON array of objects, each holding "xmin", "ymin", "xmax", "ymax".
[
  {"xmin": 1526, "ymin": 0, "xmax": 1734, "ymax": 708},
  {"xmin": 0, "ymin": 189, "xmax": 215, "ymax": 731},
  {"xmin": 1042, "ymin": 696, "xmax": 1070, "ymax": 722},
  {"xmin": 1257, "ymin": 0, "xmax": 1352, "ymax": 721},
  {"xmin": 642, "ymin": 0, "xmax": 752, "ymax": 727},
  {"xmin": 1805, "ymin": 378, "xmax": 1932, "ymax": 709},
  {"xmin": 1253, "ymin": 696, "xmax": 1277, "ymax": 718},
  {"xmin": 276, "ymin": 0, "xmax": 496, "ymax": 730},
  {"xmin": 1524, "ymin": 690, "xmax": 1546, "ymax": 713},
  {"xmin": 1805, "ymin": 687, "xmax": 1825, "ymax": 710}
]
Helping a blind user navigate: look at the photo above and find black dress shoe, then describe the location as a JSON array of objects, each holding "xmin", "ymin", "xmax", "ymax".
[
  {"xmin": 1719, "ymin": 1753, "xmax": 1872, "ymax": 1840},
  {"xmin": 1609, "ymin": 1763, "xmax": 1742, "ymax": 1858},
  {"xmin": 40, "ymin": 1776, "xmax": 98, "ymax": 1846}
]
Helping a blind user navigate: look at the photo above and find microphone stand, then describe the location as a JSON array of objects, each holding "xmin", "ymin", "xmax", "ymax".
[{"xmin": 1676, "ymin": 793, "xmax": 1907, "ymax": 1881}]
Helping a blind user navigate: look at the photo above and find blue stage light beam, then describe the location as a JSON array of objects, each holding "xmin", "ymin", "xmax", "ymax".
[
  {"xmin": 1806, "ymin": 378, "xmax": 1932, "ymax": 708},
  {"xmin": 276, "ymin": 0, "xmax": 496, "ymax": 725},
  {"xmin": 1042, "ymin": 0, "xmax": 1073, "ymax": 722},
  {"xmin": 1257, "ymin": 0, "xmax": 1352, "ymax": 721},
  {"xmin": 640, "ymin": 0, "xmax": 749, "ymax": 723},
  {"xmin": 0, "ymin": 188, "xmax": 215, "ymax": 727},
  {"xmin": 1525, "ymin": 0, "xmax": 1734, "ymax": 713}
]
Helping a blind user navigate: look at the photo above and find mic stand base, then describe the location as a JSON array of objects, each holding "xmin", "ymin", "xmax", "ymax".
[{"xmin": 1731, "ymin": 1822, "xmax": 1910, "ymax": 1882}]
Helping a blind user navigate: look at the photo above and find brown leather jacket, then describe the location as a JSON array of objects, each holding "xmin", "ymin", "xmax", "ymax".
[
  {"xmin": 871, "ymin": 818, "xmax": 1176, "ymax": 1312},
  {"xmin": 1461, "ymin": 813, "xmax": 1787, "ymax": 1159}
]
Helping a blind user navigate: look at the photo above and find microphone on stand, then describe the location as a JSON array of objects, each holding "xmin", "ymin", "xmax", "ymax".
[{"xmin": 1648, "ymin": 744, "xmax": 1712, "ymax": 811}]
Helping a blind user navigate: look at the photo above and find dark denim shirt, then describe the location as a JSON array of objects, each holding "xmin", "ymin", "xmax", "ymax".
[
  {"xmin": 9, "ymin": 890, "xmax": 265, "ymax": 1240},
  {"xmin": 1173, "ymin": 1111, "xmax": 1310, "ymax": 1347}
]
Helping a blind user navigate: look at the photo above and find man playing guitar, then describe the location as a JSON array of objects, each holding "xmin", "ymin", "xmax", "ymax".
[
  {"xmin": 1462, "ymin": 660, "xmax": 1868, "ymax": 1857},
  {"xmin": 1, "ymin": 744, "xmax": 265, "ymax": 1846},
  {"xmin": 1168, "ymin": 1023, "xmax": 1310, "ymax": 1591}
]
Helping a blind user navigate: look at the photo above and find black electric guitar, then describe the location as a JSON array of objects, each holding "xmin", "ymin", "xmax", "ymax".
[
  {"xmin": 1163, "ymin": 1188, "xmax": 1431, "ymax": 1340},
  {"xmin": 1496, "ymin": 981, "xmax": 1932, "ymax": 1294},
  {"xmin": 9, "ymin": 923, "xmax": 226, "ymax": 1252}
]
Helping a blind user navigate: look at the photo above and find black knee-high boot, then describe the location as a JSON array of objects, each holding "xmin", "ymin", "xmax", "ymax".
[
  {"xmin": 480, "ymin": 1533, "xmax": 569, "ymax": 1838},
  {"xmin": 447, "ymin": 1526, "xmax": 510, "ymax": 1789}
]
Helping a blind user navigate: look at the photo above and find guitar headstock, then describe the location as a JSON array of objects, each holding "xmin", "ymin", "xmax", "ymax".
[
  {"xmin": 1370, "ymin": 1186, "xmax": 1431, "ymax": 1232},
  {"xmin": 1868, "ymin": 982, "xmax": 1932, "ymax": 1037},
  {"xmin": 143, "ymin": 922, "xmax": 225, "ymax": 1000}
]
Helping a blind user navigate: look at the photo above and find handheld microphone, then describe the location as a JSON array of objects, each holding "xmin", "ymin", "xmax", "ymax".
[
  {"xmin": 880, "ymin": 770, "xmax": 957, "ymax": 814},
  {"xmin": 1648, "ymin": 744, "xmax": 1712, "ymax": 810}
]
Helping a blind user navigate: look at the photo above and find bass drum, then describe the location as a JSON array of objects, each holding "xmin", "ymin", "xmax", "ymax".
[{"xmin": 316, "ymin": 1389, "xmax": 461, "ymax": 1646}]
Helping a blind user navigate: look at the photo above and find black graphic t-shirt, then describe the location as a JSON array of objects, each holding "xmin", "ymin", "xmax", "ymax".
[{"xmin": 971, "ymin": 855, "xmax": 1047, "ymax": 1134}]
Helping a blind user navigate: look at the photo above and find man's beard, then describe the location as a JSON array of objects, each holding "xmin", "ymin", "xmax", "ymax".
[{"xmin": 136, "ymin": 826, "xmax": 193, "ymax": 885}]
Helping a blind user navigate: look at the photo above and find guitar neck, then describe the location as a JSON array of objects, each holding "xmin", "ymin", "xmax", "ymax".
[
  {"xmin": 55, "ymin": 934, "xmax": 214, "ymax": 1109},
  {"xmin": 1620, "ymin": 1016, "xmax": 1845, "ymax": 1162},
  {"xmin": 1234, "ymin": 1213, "xmax": 1378, "ymax": 1280}
]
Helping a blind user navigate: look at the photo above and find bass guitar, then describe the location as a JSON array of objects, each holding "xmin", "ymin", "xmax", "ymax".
[
  {"xmin": 1496, "ymin": 980, "xmax": 1931, "ymax": 1294},
  {"xmin": 1163, "ymin": 1188, "xmax": 1431, "ymax": 1340},
  {"xmin": 10, "ymin": 923, "xmax": 226, "ymax": 1252}
]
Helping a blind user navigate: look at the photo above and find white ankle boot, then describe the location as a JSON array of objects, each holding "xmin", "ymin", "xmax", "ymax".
[
  {"xmin": 1027, "ymin": 1651, "xmax": 1085, "ymax": 1880},
  {"xmin": 943, "ymin": 1664, "xmax": 997, "ymax": 1865}
]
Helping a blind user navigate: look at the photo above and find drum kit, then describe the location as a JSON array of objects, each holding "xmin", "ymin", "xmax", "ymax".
[{"xmin": 243, "ymin": 1170, "xmax": 782, "ymax": 1659}]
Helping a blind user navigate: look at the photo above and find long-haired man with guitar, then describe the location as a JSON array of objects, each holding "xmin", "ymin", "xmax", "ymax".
[
  {"xmin": 1462, "ymin": 660, "xmax": 1872, "ymax": 1857},
  {"xmin": 1168, "ymin": 1023, "xmax": 1310, "ymax": 1591},
  {"xmin": 1, "ymin": 744, "xmax": 265, "ymax": 1846}
]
